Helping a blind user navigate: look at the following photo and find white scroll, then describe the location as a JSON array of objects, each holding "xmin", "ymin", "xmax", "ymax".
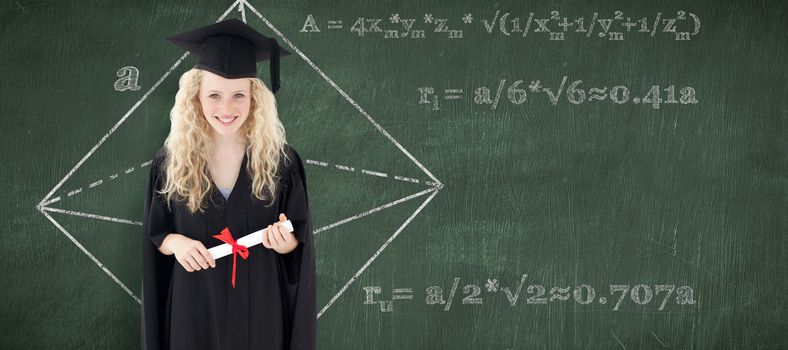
[{"xmin": 207, "ymin": 220, "xmax": 294, "ymax": 259}]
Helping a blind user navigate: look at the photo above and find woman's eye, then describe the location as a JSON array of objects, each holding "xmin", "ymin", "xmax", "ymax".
[
  {"xmin": 234, "ymin": 94, "xmax": 245, "ymax": 98},
  {"xmin": 209, "ymin": 94, "xmax": 220, "ymax": 100}
]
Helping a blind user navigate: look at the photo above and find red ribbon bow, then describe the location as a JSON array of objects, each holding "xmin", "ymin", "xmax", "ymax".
[{"xmin": 212, "ymin": 227, "xmax": 249, "ymax": 288}]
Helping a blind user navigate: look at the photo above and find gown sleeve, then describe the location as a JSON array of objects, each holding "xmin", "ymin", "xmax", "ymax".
[
  {"xmin": 276, "ymin": 145, "xmax": 317, "ymax": 350},
  {"xmin": 141, "ymin": 148, "xmax": 175, "ymax": 350}
]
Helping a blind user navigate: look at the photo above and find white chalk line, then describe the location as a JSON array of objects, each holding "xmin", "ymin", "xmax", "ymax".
[
  {"xmin": 38, "ymin": 0, "xmax": 241, "ymax": 207},
  {"xmin": 40, "ymin": 207, "xmax": 143, "ymax": 226},
  {"xmin": 58, "ymin": 154, "xmax": 422, "ymax": 205},
  {"xmin": 611, "ymin": 330, "xmax": 627, "ymax": 349},
  {"xmin": 650, "ymin": 330, "xmax": 667, "ymax": 347},
  {"xmin": 306, "ymin": 158, "xmax": 423, "ymax": 185},
  {"xmin": 44, "ymin": 185, "xmax": 431, "ymax": 240},
  {"xmin": 394, "ymin": 175, "xmax": 419, "ymax": 184},
  {"xmin": 317, "ymin": 188, "xmax": 439, "ymax": 319},
  {"xmin": 244, "ymin": 0, "xmax": 445, "ymax": 318},
  {"xmin": 57, "ymin": 160, "xmax": 151, "ymax": 201},
  {"xmin": 36, "ymin": 0, "xmax": 242, "ymax": 304},
  {"xmin": 50, "ymin": 172, "xmax": 435, "ymax": 235},
  {"xmin": 43, "ymin": 185, "xmax": 429, "ymax": 235},
  {"xmin": 313, "ymin": 187, "xmax": 435, "ymax": 235},
  {"xmin": 334, "ymin": 164, "xmax": 354, "ymax": 172},
  {"xmin": 40, "ymin": 0, "xmax": 445, "ymax": 318},
  {"xmin": 243, "ymin": 0, "xmax": 443, "ymax": 188},
  {"xmin": 38, "ymin": 49, "xmax": 188, "ymax": 207},
  {"xmin": 38, "ymin": 207, "xmax": 141, "ymax": 304},
  {"xmin": 360, "ymin": 169, "xmax": 387, "ymax": 178},
  {"xmin": 41, "ymin": 196, "xmax": 61, "ymax": 206},
  {"xmin": 47, "ymin": 157, "xmax": 433, "ymax": 237}
]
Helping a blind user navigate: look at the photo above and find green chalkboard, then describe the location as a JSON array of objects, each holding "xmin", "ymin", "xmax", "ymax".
[{"xmin": 1, "ymin": 0, "xmax": 786, "ymax": 348}]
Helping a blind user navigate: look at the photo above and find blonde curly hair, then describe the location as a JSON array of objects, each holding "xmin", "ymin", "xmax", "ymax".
[{"xmin": 159, "ymin": 68, "xmax": 289, "ymax": 213}]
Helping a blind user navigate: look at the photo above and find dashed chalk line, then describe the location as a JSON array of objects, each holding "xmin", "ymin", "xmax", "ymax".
[
  {"xmin": 55, "ymin": 159, "xmax": 154, "ymax": 201},
  {"xmin": 59, "ymin": 156, "xmax": 429, "ymax": 203},
  {"xmin": 306, "ymin": 158, "xmax": 427, "ymax": 185},
  {"xmin": 37, "ymin": 0, "xmax": 243, "ymax": 306},
  {"xmin": 41, "ymin": 0, "xmax": 444, "ymax": 317},
  {"xmin": 361, "ymin": 169, "xmax": 387, "ymax": 178}
]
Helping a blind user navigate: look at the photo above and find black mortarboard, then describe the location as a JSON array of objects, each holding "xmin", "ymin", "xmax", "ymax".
[{"xmin": 165, "ymin": 18, "xmax": 290, "ymax": 93}]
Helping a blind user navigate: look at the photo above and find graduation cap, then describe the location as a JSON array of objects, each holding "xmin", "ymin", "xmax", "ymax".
[{"xmin": 166, "ymin": 18, "xmax": 291, "ymax": 93}]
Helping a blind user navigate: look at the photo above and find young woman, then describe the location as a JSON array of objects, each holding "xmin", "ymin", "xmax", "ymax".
[{"xmin": 141, "ymin": 19, "xmax": 316, "ymax": 350}]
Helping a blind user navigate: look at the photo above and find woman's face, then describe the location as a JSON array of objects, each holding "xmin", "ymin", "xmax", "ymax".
[{"xmin": 198, "ymin": 70, "xmax": 252, "ymax": 137}]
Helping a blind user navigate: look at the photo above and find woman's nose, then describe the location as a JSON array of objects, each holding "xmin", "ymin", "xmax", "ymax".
[{"xmin": 221, "ymin": 98, "xmax": 234, "ymax": 111}]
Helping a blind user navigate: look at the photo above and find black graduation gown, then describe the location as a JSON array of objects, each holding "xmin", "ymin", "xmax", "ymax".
[{"xmin": 141, "ymin": 144, "xmax": 316, "ymax": 350}]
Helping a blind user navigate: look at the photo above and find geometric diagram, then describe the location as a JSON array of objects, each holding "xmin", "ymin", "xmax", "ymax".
[{"xmin": 35, "ymin": 0, "xmax": 443, "ymax": 320}]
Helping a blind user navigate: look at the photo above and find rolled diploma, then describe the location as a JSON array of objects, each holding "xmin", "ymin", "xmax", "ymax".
[{"xmin": 207, "ymin": 220, "xmax": 294, "ymax": 260}]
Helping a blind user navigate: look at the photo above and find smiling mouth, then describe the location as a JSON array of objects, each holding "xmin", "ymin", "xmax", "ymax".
[{"xmin": 215, "ymin": 116, "xmax": 238, "ymax": 126}]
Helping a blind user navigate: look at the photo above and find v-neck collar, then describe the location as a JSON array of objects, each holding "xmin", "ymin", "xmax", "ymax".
[{"xmin": 210, "ymin": 152, "xmax": 247, "ymax": 203}]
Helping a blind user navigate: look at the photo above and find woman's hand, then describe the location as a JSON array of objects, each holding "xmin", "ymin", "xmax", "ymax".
[
  {"xmin": 161, "ymin": 233, "xmax": 216, "ymax": 272},
  {"xmin": 262, "ymin": 213, "xmax": 299, "ymax": 254}
]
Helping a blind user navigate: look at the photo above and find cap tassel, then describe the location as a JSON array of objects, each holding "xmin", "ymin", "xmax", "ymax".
[{"xmin": 270, "ymin": 40, "xmax": 281, "ymax": 93}]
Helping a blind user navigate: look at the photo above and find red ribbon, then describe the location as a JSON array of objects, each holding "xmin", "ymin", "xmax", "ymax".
[{"xmin": 212, "ymin": 227, "xmax": 249, "ymax": 288}]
